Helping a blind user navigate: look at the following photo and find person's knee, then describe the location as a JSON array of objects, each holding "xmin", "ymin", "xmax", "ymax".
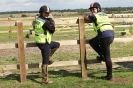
[
  {"xmin": 50, "ymin": 41, "xmax": 60, "ymax": 49},
  {"xmin": 105, "ymin": 58, "xmax": 112, "ymax": 62},
  {"xmin": 55, "ymin": 42, "xmax": 60, "ymax": 48},
  {"xmin": 57, "ymin": 42, "xmax": 60, "ymax": 48},
  {"xmin": 43, "ymin": 59, "xmax": 49, "ymax": 64},
  {"xmin": 89, "ymin": 39, "xmax": 96, "ymax": 47},
  {"xmin": 88, "ymin": 39, "xmax": 92, "ymax": 45},
  {"xmin": 42, "ymin": 52, "xmax": 49, "ymax": 64}
]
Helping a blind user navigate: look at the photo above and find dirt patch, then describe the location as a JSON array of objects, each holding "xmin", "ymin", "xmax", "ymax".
[
  {"xmin": 0, "ymin": 45, "xmax": 80, "ymax": 57},
  {"xmin": 110, "ymin": 77, "xmax": 133, "ymax": 84},
  {"xmin": 115, "ymin": 37, "xmax": 133, "ymax": 42},
  {"xmin": 0, "ymin": 49, "xmax": 18, "ymax": 57}
]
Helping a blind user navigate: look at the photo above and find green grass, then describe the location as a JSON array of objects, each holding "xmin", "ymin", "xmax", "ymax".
[
  {"xmin": 0, "ymin": 26, "xmax": 133, "ymax": 65},
  {"xmin": 111, "ymin": 42, "xmax": 133, "ymax": 58},
  {"xmin": 0, "ymin": 68, "xmax": 133, "ymax": 88},
  {"xmin": 0, "ymin": 32, "xmax": 17, "ymax": 43},
  {"xmin": 87, "ymin": 42, "xmax": 133, "ymax": 59},
  {"xmin": 0, "ymin": 32, "xmax": 33, "ymax": 43},
  {"xmin": 0, "ymin": 26, "xmax": 31, "ymax": 31},
  {"xmin": 0, "ymin": 56, "xmax": 17, "ymax": 64},
  {"xmin": 0, "ymin": 42, "xmax": 133, "ymax": 65},
  {"xmin": 0, "ymin": 29, "xmax": 124, "ymax": 43},
  {"xmin": 0, "ymin": 26, "xmax": 132, "ymax": 43}
]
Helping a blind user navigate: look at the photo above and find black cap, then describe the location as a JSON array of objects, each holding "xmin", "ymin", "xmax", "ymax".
[
  {"xmin": 39, "ymin": 5, "xmax": 50, "ymax": 13},
  {"xmin": 89, "ymin": 2, "xmax": 101, "ymax": 10}
]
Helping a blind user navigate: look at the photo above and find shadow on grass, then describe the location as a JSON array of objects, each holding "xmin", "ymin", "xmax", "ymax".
[
  {"xmin": 115, "ymin": 61, "xmax": 133, "ymax": 69},
  {"xmin": 0, "ymin": 63, "xmax": 132, "ymax": 84},
  {"xmin": 49, "ymin": 70, "xmax": 81, "ymax": 78},
  {"xmin": 0, "ymin": 70, "xmax": 81, "ymax": 84},
  {"xmin": 88, "ymin": 67, "xmax": 133, "ymax": 80},
  {"xmin": 88, "ymin": 70, "xmax": 106, "ymax": 80},
  {"xmin": 27, "ymin": 70, "xmax": 81, "ymax": 84},
  {"xmin": 0, "ymin": 73, "xmax": 20, "ymax": 81}
]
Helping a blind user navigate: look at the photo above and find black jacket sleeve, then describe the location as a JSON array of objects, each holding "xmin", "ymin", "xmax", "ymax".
[
  {"xmin": 88, "ymin": 14, "xmax": 97, "ymax": 23},
  {"xmin": 88, "ymin": 14, "xmax": 98, "ymax": 26},
  {"xmin": 42, "ymin": 18, "xmax": 55, "ymax": 34}
]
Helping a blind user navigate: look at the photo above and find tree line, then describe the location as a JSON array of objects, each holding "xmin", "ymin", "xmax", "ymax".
[{"xmin": 0, "ymin": 7, "xmax": 133, "ymax": 14}]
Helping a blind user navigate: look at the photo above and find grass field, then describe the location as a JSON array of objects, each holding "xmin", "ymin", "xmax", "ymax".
[
  {"xmin": 0, "ymin": 26, "xmax": 132, "ymax": 43},
  {"xmin": 0, "ymin": 41, "xmax": 133, "ymax": 65},
  {"xmin": 0, "ymin": 25, "xmax": 133, "ymax": 65},
  {"xmin": 0, "ymin": 25, "xmax": 31, "ymax": 31}
]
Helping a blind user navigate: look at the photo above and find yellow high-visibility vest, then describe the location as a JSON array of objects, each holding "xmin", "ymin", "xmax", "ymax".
[
  {"xmin": 93, "ymin": 12, "xmax": 113, "ymax": 33},
  {"xmin": 34, "ymin": 17, "xmax": 52, "ymax": 44}
]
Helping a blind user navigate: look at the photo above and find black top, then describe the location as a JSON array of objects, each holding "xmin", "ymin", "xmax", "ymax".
[
  {"xmin": 39, "ymin": 16, "xmax": 55, "ymax": 34},
  {"xmin": 88, "ymin": 14, "xmax": 97, "ymax": 23}
]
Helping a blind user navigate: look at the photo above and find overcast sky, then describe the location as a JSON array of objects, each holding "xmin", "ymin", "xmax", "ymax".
[{"xmin": 0, "ymin": 0, "xmax": 133, "ymax": 12}]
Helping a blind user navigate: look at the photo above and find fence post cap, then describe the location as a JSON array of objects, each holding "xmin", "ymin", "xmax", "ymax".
[{"xmin": 78, "ymin": 16, "xmax": 84, "ymax": 19}]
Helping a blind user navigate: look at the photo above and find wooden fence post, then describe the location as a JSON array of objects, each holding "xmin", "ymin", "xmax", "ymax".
[
  {"xmin": 16, "ymin": 21, "xmax": 26, "ymax": 82},
  {"xmin": 8, "ymin": 17, "xmax": 12, "ymax": 33},
  {"xmin": 78, "ymin": 16, "xmax": 88, "ymax": 80}
]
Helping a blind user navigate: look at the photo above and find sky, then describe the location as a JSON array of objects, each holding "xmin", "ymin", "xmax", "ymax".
[{"xmin": 0, "ymin": 0, "xmax": 133, "ymax": 12}]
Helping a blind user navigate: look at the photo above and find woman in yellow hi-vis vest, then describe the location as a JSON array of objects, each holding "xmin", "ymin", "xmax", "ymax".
[
  {"xmin": 34, "ymin": 5, "xmax": 60, "ymax": 84},
  {"xmin": 85, "ymin": 2, "xmax": 114, "ymax": 80}
]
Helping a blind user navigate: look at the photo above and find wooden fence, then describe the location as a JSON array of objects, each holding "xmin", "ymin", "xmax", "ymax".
[
  {"xmin": 15, "ymin": 16, "xmax": 88, "ymax": 82},
  {"xmin": 0, "ymin": 16, "xmax": 88, "ymax": 82},
  {"xmin": 0, "ymin": 16, "xmax": 133, "ymax": 82}
]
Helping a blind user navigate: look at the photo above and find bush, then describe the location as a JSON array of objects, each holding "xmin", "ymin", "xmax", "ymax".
[{"xmin": 21, "ymin": 14, "xmax": 28, "ymax": 17}]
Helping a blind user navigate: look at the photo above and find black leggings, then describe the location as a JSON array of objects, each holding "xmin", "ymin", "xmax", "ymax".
[
  {"xmin": 36, "ymin": 41, "xmax": 60, "ymax": 64},
  {"xmin": 89, "ymin": 36, "xmax": 114, "ymax": 77}
]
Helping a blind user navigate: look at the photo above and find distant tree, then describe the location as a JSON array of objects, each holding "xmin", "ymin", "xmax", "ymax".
[
  {"xmin": 21, "ymin": 14, "xmax": 28, "ymax": 17},
  {"xmin": 9, "ymin": 14, "xmax": 15, "ymax": 18}
]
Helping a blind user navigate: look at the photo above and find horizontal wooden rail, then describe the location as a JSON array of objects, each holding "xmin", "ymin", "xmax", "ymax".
[
  {"xmin": 0, "ymin": 56, "xmax": 133, "ymax": 71},
  {"xmin": 14, "ymin": 37, "xmax": 133, "ymax": 48},
  {"xmin": 0, "ymin": 37, "xmax": 133, "ymax": 49},
  {"xmin": 15, "ymin": 40, "xmax": 78, "ymax": 48}
]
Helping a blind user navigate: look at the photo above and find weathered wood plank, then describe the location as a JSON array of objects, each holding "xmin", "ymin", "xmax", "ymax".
[
  {"xmin": 78, "ymin": 16, "xmax": 88, "ymax": 80},
  {"xmin": 15, "ymin": 40, "xmax": 78, "ymax": 48},
  {"xmin": 17, "ymin": 21, "xmax": 27, "ymax": 82}
]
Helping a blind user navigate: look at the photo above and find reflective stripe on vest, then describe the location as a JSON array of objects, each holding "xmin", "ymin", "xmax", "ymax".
[
  {"xmin": 93, "ymin": 12, "xmax": 113, "ymax": 32},
  {"xmin": 34, "ymin": 17, "xmax": 52, "ymax": 44}
]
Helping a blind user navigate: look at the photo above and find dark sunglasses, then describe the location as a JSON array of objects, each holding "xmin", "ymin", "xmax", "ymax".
[
  {"xmin": 89, "ymin": 8, "xmax": 95, "ymax": 10},
  {"xmin": 44, "ymin": 12, "xmax": 50, "ymax": 14}
]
